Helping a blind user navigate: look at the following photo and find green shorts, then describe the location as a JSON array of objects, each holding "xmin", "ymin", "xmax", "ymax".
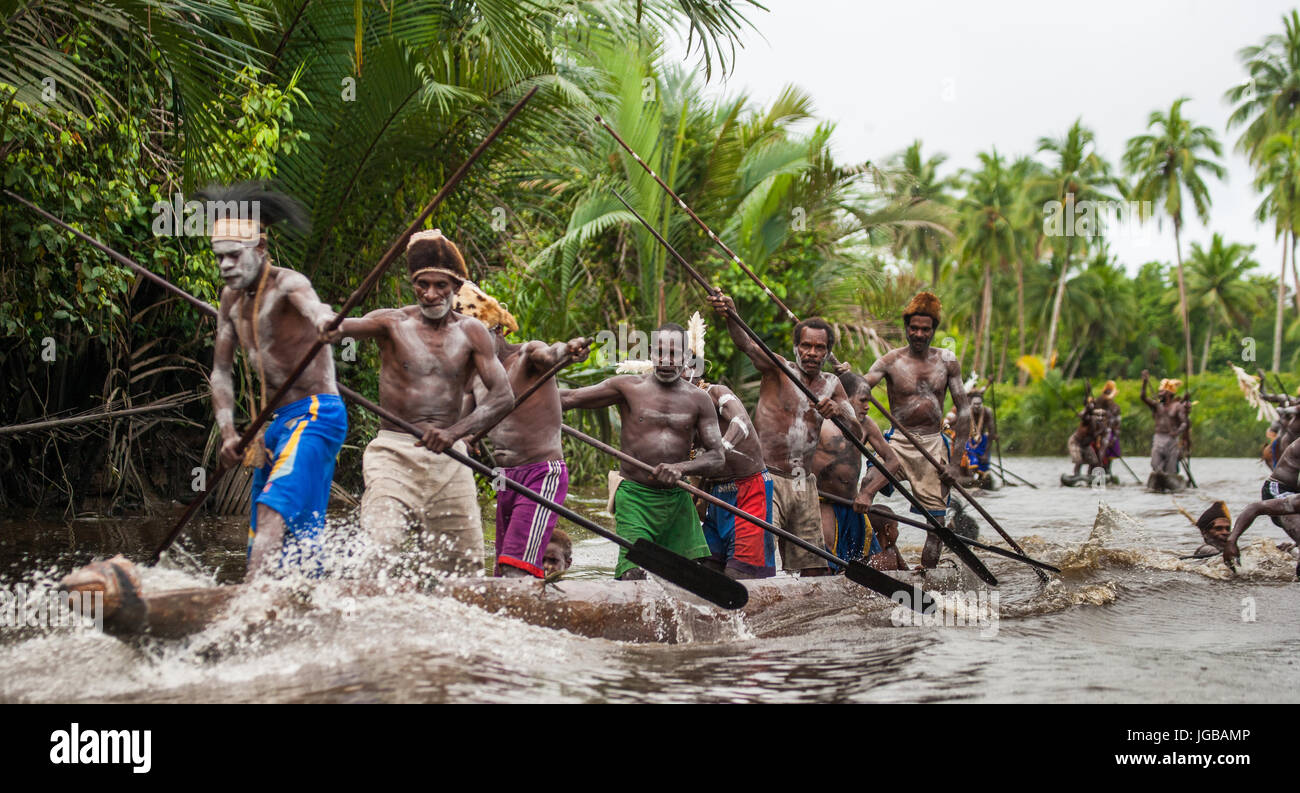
[{"xmin": 613, "ymin": 479, "xmax": 709, "ymax": 577}]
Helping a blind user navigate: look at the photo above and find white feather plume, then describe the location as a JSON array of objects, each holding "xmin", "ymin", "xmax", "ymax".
[
  {"xmin": 1232, "ymin": 364, "xmax": 1278, "ymax": 423},
  {"xmin": 687, "ymin": 311, "xmax": 707, "ymax": 359},
  {"xmin": 617, "ymin": 359, "xmax": 655, "ymax": 375}
]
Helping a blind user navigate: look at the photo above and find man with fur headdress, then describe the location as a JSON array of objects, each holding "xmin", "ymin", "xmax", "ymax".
[
  {"xmin": 860, "ymin": 291, "xmax": 971, "ymax": 569},
  {"xmin": 561, "ymin": 323, "xmax": 725, "ymax": 580},
  {"xmin": 1192, "ymin": 501, "xmax": 1232, "ymax": 557},
  {"xmin": 1140, "ymin": 370, "xmax": 1189, "ymax": 487},
  {"xmin": 336, "ymin": 230, "xmax": 513, "ymax": 577},
  {"xmin": 706, "ymin": 292, "xmax": 863, "ymax": 577},
  {"xmin": 458, "ymin": 281, "xmax": 591, "ymax": 578},
  {"xmin": 206, "ymin": 183, "xmax": 346, "ymax": 578}
]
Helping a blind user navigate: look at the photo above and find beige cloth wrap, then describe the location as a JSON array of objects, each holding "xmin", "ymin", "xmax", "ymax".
[
  {"xmin": 888, "ymin": 431, "xmax": 950, "ymax": 514},
  {"xmin": 360, "ymin": 430, "xmax": 484, "ymax": 576},
  {"xmin": 770, "ymin": 468, "xmax": 825, "ymax": 571}
]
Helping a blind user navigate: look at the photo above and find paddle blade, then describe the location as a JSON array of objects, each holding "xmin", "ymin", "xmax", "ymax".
[
  {"xmin": 626, "ymin": 539, "xmax": 749, "ymax": 609},
  {"xmin": 845, "ymin": 561, "xmax": 936, "ymax": 614}
]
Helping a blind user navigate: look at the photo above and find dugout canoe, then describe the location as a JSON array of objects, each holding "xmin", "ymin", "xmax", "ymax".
[{"xmin": 58, "ymin": 555, "xmax": 963, "ymax": 644}]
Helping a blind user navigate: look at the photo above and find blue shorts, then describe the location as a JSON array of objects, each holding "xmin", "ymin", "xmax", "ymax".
[
  {"xmin": 702, "ymin": 471, "xmax": 776, "ymax": 577},
  {"xmin": 250, "ymin": 393, "xmax": 348, "ymax": 573},
  {"xmin": 827, "ymin": 502, "xmax": 882, "ymax": 571}
]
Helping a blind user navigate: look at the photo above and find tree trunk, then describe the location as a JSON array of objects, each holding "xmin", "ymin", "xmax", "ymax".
[
  {"xmin": 1172, "ymin": 220, "xmax": 1194, "ymax": 383},
  {"xmin": 1045, "ymin": 234, "xmax": 1074, "ymax": 368},
  {"xmin": 1292, "ymin": 231, "xmax": 1299, "ymax": 314},
  {"xmin": 1016, "ymin": 258, "xmax": 1026, "ymax": 385},
  {"xmin": 1199, "ymin": 314, "xmax": 1215, "ymax": 375},
  {"xmin": 1274, "ymin": 236, "xmax": 1286, "ymax": 372},
  {"xmin": 979, "ymin": 261, "xmax": 993, "ymax": 377}
]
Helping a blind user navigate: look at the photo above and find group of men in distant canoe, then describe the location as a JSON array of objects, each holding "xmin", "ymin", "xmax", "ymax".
[
  {"xmin": 203, "ymin": 184, "xmax": 1299, "ymax": 583},
  {"xmin": 202, "ymin": 186, "xmax": 990, "ymax": 583}
]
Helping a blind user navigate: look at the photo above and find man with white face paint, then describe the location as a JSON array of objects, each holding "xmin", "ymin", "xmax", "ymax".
[
  {"xmin": 560, "ymin": 323, "xmax": 725, "ymax": 580},
  {"xmin": 335, "ymin": 230, "xmax": 512, "ymax": 577},
  {"xmin": 206, "ymin": 184, "xmax": 345, "ymax": 578},
  {"xmin": 707, "ymin": 292, "xmax": 861, "ymax": 577}
]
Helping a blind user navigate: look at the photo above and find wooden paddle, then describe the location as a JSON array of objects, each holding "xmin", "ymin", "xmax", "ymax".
[
  {"xmin": 607, "ymin": 187, "xmax": 998, "ymax": 587},
  {"xmin": 342, "ymin": 388, "xmax": 747, "ymax": 610},
  {"xmin": 562, "ymin": 424, "xmax": 936, "ymax": 613},
  {"xmin": 817, "ymin": 490, "xmax": 1061, "ymax": 573},
  {"xmin": 148, "ymin": 86, "xmax": 539, "ymax": 562}
]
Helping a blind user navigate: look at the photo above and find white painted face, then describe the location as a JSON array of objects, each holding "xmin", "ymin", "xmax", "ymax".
[{"xmin": 213, "ymin": 240, "xmax": 265, "ymax": 290}]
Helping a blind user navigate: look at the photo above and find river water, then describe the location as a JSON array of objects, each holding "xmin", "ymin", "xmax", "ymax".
[{"xmin": 0, "ymin": 456, "xmax": 1296, "ymax": 703}]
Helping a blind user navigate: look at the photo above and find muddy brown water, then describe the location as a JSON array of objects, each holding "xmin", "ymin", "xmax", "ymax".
[{"xmin": 1, "ymin": 456, "xmax": 1296, "ymax": 703}]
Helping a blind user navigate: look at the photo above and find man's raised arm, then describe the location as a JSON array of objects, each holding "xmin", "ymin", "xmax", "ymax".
[
  {"xmin": 706, "ymin": 291, "xmax": 779, "ymax": 374},
  {"xmin": 560, "ymin": 376, "xmax": 629, "ymax": 411}
]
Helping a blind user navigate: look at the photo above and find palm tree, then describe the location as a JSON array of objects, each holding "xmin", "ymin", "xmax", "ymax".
[
  {"xmin": 957, "ymin": 150, "xmax": 1017, "ymax": 376},
  {"xmin": 1035, "ymin": 119, "xmax": 1116, "ymax": 369},
  {"xmin": 1225, "ymin": 10, "xmax": 1300, "ymax": 166},
  {"xmin": 1183, "ymin": 234, "xmax": 1263, "ymax": 373},
  {"xmin": 889, "ymin": 140, "xmax": 954, "ymax": 287},
  {"xmin": 1008, "ymin": 155, "xmax": 1046, "ymax": 381},
  {"xmin": 1122, "ymin": 97, "xmax": 1225, "ymax": 382},
  {"xmin": 1252, "ymin": 119, "xmax": 1300, "ymax": 370}
]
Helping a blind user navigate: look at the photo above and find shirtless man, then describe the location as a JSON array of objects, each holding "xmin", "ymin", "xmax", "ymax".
[
  {"xmin": 1068, "ymin": 404, "xmax": 1107, "ymax": 478},
  {"xmin": 459, "ymin": 284, "xmax": 590, "ymax": 578},
  {"xmin": 337, "ymin": 230, "xmax": 513, "ymax": 577},
  {"xmin": 1140, "ymin": 372, "xmax": 1189, "ymax": 488},
  {"xmin": 688, "ymin": 364, "xmax": 776, "ymax": 579},
  {"xmin": 206, "ymin": 185, "xmax": 346, "ymax": 579},
  {"xmin": 706, "ymin": 293, "xmax": 862, "ymax": 576},
  {"xmin": 1192, "ymin": 501, "xmax": 1231, "ymax": 557},
  {"xmin": 560, "ymin": 324, "xmax": 725, "ymax": 580},
  {"xmin": 1094, "ymin": 380, "xmax": 1123, "ymax": 474},
  {"xmin": 860, "ymin": 292, "xmax": 968, "ymax": 570},
  {"xmin": 812, "ymin": 371, "xmax": 902, "ymax": 571},
  {"xmin": 962, "ymin": 387, "xmax": 997, "ymax": 485},
  {"xmin": 1225, "ymin": 434, "xmax": 1300, "ymax": 575}
]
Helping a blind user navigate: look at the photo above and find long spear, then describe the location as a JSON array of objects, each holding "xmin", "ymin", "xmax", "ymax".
[
  {"xmin": 562, "ymin": 424, "xmax": 935, "ymax": 613},
  {"xmin": 608, "ymin": 188, "xmax": 998, "ymax": 587},
  {"xmin": 148, "ymin": 86, "xmax": 539, "ymax": 561},
  {"xmin": 598, "ymin": 120, "xmax": 1039, "ymax": 584},
  {"xmin": 7, "ymin": 203, "xmax": 752, "ymax": 611},
  {"xmin": 594, "ymin": 114, "xmax": 798, "ymax": 323}
]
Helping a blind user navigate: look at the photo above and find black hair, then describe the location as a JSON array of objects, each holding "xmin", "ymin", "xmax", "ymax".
[
  {"xmin": 195, "ymin": 182, "xmax": 310, "ymax": 235},
  {"xmin": 793, "ymin": 317, "xmax": 835, "ymax": 350},
  {"xmin": 655, "ymin": 322, "xmax": 689, "ymax": 347},
  {"xmin": 838, "ymin": 370, "xmax": 867, "ymax": 396}
]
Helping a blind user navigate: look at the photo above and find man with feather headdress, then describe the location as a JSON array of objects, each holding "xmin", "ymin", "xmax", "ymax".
[
  {"xmin": 205, "ymin": 183, "xmax": 346, "ymax": 577},
  {"xmin": 561, "ymin": 323, "xmax": 725, "ymax": 580}
]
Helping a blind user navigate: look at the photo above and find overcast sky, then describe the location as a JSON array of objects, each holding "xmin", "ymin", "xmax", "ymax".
[{"xmin": 669, "ymin": 0, "xmax": 1300, "ymax": 278}]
